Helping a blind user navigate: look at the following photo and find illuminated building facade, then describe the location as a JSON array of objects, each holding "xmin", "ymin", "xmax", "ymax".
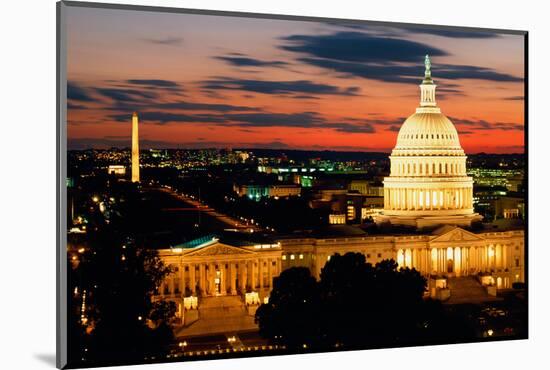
[
  {"xmin": 376, "ymin": 56, "xmax": 482, "ymax": 229},
  {"xmin": 155, "ymin": 225, "xmax": 524, "ymax": 323},
  {"xmin": 107, "ymin": 165, "xmax": 126, "ymax": 176},
  {"xmin": 131, "ymin": 112, "xmax": 140, "ymax": 183},
  {"xmin": 233, "ymin": 183, "xmax": 301, "ymax": 200}
]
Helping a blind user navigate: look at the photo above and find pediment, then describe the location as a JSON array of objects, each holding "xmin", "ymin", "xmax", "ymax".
[
  {"xmin": 182, "ymin": 242, "xmax": 256, "ymax": 257},
  {"xmin": 430, "ymin": 226, "xmax": 484, "ymax": 243}
]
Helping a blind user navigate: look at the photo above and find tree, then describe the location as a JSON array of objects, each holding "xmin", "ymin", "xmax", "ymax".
[
  {"xmin": 92, "ymin": 228, "xmax": 175, "ymax": 362},
  {"xmin": 67, "ymin": 184, "xmax": 176, "ymax": 366},
  {"xmin": 255, "ymin": 267, "xmax": 321, "ymax": 348},
  {"xmin": 256, "ymin": 252, "xmax": 440, "ymax": 350}
]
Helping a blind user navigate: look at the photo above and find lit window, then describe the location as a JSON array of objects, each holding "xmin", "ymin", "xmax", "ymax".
[
  {"xmin": 299, "ymin": 254, "xmax": 304, "ymax": 260},
  {"xmin": 290, "ymin": 254, "xmax": 295, "ymax": 260},
  {"xmin": 327, "ymin": 255, "xmax": 331, "ymax": 261},
  {"xmin": 282, "ymin": 255, "xmax": 287, "ymax": 260}
]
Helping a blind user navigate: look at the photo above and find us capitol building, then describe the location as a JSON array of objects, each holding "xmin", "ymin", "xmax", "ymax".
[{"xmin": 152, "ymin": 56, "xmax": 525, "ymax": 323}]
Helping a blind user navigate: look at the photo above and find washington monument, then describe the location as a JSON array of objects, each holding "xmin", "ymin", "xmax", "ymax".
[{"xmin": 131, "ymin": 112, "xmax": 140, "ymax": 183}]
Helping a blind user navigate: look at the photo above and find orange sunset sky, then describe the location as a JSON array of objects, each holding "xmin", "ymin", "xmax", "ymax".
[{"xmin": 66, "ymin": 6, "xmax": 525, "ymax": 154}]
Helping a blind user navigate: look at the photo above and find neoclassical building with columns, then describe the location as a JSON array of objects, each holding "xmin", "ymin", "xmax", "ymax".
[
  {"xmin": 155, "ymin": 224, "xmax": 524, "ymax": 318},
  {"xmin": 153, "ymin": 56, "xmax": 525, "ymax": 320},
  {"xmin": 376, "ymin": 55, "xmax": 483, "ymax": 229},
  {"xmin": 155, "ymin": 235, "xmax": 283, "ymax": 316}
]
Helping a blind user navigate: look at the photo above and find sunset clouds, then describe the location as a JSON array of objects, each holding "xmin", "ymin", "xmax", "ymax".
[{"xmin": 66, "ymin": 7, "xmax": 525, "ymax": 153}]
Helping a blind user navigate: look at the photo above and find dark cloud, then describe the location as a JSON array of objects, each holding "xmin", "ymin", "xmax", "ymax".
[
  {"xmin": 108, "ymin": 111, "xmax": 226, "ymax": 125},
  {"xmin": 201, "ymin": 77, "xmax": 360, "ymax": 96},
  {"xmin": 435, "ymin": 64, "xmax": 523, "ymax": 82},
  {"xmin": 67, "ymin": 82, "xmax": 95, "ymax": 102},
  {"xmin": 220, "ymin": 112, "xmax": 377, "ymax": 133},
  {"xmin": 280, "ymin": 31, "xmax": 447, "ymax": 63},
  {"xmin": 95, "ymin": 88, "xmax": 157, "ymax": 103},
  {"xmin": 214, "ymin": 55, "xmax": 288, "ymax": 68},
  {"xmin": 67, "ymin": 102, "xmax": 88, "ymax": 110},
  {"xmin": 386, "ymin": 125, "xmax": 401, "ymax": 132},
  {"xmin": 323, "ymin": 22, "xmax": 503, "ymax": 39},
  {"xmin": 125, "ymin": 79, "xmax": 182, "ymax": 89},
  {"xmin": 291, "ymin": 95, "xmax": 321, "ymax": 100},
  {"xmin": 399, "ymin": 27, "xmax": 501, "ymax": 39},
  {"xmin": 449, "ymin": 116, "xmax": 523, "ymax": 131},
  {"xmin": 155, "ymin": 100, "xmax": 259, "ymax": 112},
  {"xmin": 108, "ymin": 109, "xmax": 380, "ymax": 134},
  {"xmin": 279, "ymin": 31, "xmax": 522, "ymax": 83},
  {"xmin": 297, "ymin": 57, "xmax": 523, "ymax": 83},
  {"xmin": 142, "ymin": 37, "xmax": 183, "ymax": 46},
  {"xmin": 503, "ymin": 96, "xmax": 524, "ymax": 101}
]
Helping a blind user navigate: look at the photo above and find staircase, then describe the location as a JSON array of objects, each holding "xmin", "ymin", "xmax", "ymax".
[
  {"xmin": 175, "ymin": 295, "xmax": 258, "ymax": 337},
  {"xmin": 199, "ymin": 295, "xmax": 246, "ymax": 319},
  {"xmin": 445, "ymin": 276, "xmax": 500, "ymax": 304}
]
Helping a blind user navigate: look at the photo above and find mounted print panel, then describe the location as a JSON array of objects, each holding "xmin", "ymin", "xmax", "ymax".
[{"xmin": 57, "ymin": 1, "xmax": 527, "ymax": 368}]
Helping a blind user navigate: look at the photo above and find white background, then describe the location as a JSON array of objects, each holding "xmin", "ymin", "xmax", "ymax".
[{"xmin": 0, "ymin": 0, "xmax": 547, "ymax": 369}]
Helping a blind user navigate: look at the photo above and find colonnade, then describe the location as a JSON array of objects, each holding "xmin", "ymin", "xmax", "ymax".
[
  {"xmin": 396, "ymin": 244, "xmax": 511, "ymax": 276},
  {"xmin": 384, "ymin": 187, "xmax": 472, "ymax": 211},
  {"xmin": 161, "ymin": 257, "xmax": 281, "ymax": 297},
  {"xmin": 390, "ymin": 158, "xmax": 466, "ymax": 177}
]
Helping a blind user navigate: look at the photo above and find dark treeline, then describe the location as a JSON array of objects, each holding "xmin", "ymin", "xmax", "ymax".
[{"xmin": 255, "ymin": 253, "xmax": 475, "ymax": 350}]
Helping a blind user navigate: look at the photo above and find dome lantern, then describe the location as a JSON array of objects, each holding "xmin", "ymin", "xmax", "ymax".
[{"xmin": 419, "ymin": 54, "xmax": 437, "ymax": 108}]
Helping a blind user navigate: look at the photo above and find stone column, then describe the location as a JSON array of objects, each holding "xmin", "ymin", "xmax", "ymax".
[
  {"xmin": 239, "ymin": 262, "xmax": 247, "ymax": 292},
  {"xmin": 169, "ymin": 276, "xmax": 175, "ymax": 296},
  {"xmin": 258, "ymin": 258, "xmax": 264, "ymax": 289},
  {"xmin": 250, "ymin": 260, "xmax": 257, "ymax": 290},
  {"xmin": 230, "ymin": 262, "xmax": 237, "ymax": 295},
  {"xmin": 220, "ymin": 262, "xmax": 227, "ymax": 295},
  {"xmin": 190, "ymin": 264, "xmax": 196, "ymax": 295},
  {"xmin": 199, "ymin": 263, "xmax": 205, "ymax": 296},
  {"xmin": 268, "ymin": 258, "xmax": 274, "ymax": 288},
  {"xmin": 180, "ymin": 263, "xmax": 186, "ymax": 297},
  {"xmin": 503, "ymin": 245, "xmax": 508, "ymax": 269}
]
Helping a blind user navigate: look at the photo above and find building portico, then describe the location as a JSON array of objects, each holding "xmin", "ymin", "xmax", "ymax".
[{"xmin": 158, "ymin": 238, "xmax": 282, "ymax": 300}]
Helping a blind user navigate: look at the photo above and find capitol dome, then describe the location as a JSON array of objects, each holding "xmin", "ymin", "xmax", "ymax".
[
  {"xmin": 375, "ymin": 55, "xmax": 482, "ymax": 229},
  {"xmin": 395, "ymin": 112, "xmax": 463, "ymax": 153}
]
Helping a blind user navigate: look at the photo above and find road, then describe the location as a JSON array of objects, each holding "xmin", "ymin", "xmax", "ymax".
[{"xmin": 158, "ymin": 186, "xmax": 263, "ymax": 232}]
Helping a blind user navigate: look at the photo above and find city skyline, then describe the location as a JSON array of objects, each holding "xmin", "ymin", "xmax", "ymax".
[{"xmin": 67, "ymin": 7, "xmax": 525, "ymax": 154}]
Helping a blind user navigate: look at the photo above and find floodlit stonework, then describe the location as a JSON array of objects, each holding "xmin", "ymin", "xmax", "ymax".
[
  {"xmin": 376, "ymin": 55, "xmax": 482, "ymax": 228},
  {"xmin": 131, "ymin": 112, "xmax": 140, "ymax": 183},
  {"xmin": 156, "ymin": 225, "xmax": 524, "ymax": 325}
]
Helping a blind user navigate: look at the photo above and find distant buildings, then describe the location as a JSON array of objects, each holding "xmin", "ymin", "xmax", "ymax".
[
  {"xmin": 107, "ymin": 165, "xmax": 126, "ymax": 176},
  {"xmin": 233, "ymin": 183, "xmax": 301, "ymax": 200}
]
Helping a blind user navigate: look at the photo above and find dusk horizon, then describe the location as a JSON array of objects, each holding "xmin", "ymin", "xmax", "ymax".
[{"xmin": 66, "ymin": 7, "xmax": 524, "ymax": 154}]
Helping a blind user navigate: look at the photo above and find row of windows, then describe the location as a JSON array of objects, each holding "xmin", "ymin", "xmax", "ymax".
[
  {"xmin": 402, "ymin": 133, "xmax": 456, "ymax": 140},
  {"xmin": 283, "ymin": 252, "xmax": 383, "ymax": 261}
]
